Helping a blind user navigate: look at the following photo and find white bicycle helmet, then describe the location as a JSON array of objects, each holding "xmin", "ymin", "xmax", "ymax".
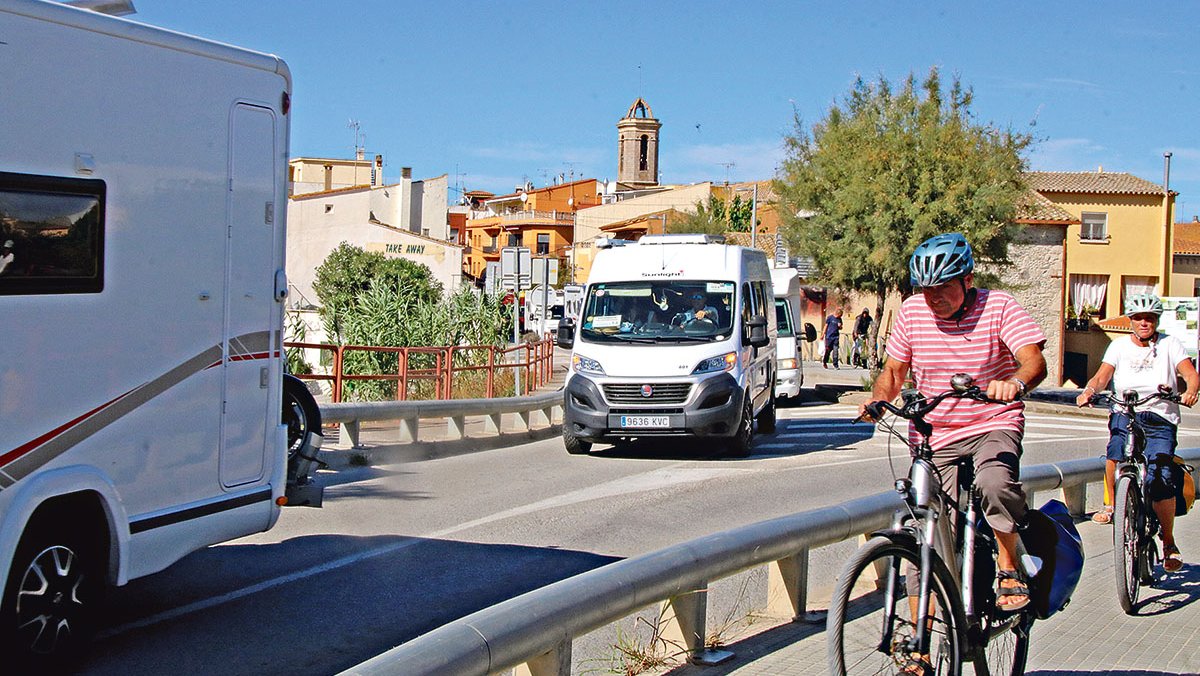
[{"xmin": 1124, "ymin": 293, "xmax": 1163, "ymax": 317}]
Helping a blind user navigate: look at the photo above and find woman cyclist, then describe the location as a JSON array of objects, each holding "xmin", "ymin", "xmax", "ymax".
[{"xmin": 1075, "ymin": 293, "xmax": 1198, "ymax": 572}]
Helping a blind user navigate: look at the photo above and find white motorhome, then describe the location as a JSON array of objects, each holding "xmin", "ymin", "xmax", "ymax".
[
  {"xmin": 0, "ymin": 0, "xmax": 320, "ymax": 662},
  {"xmin": 557, "ymin": 235, "xmax": 777, "ymax": 456},
  {"xmin": 771, "ymin": 266, "xmax": 804, "ymax": 400}
]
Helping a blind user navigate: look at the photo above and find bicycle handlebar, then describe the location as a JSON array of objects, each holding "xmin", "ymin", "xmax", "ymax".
[
  {"xmin": 1087, "ymin": 385, "xmax": 1180, "ymax": 410},
  {"xmin": 854, "ymin": 373, "xmax": 1002, "ymax": 428}
]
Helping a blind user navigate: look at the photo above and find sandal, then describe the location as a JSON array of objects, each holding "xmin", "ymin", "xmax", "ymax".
[
  {"xmin": 1164, "ymin": 544, "xmax": 1184, "ymax": 573},
  {"xmin": 996, "ymin": 570, "xmax": 1031, "ymax": 612},
  {"xmin": 1092, "ymin": 506, "xmax": 1113, "ymax": 524}
]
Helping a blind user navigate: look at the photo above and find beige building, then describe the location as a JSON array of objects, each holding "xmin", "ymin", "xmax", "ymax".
[{"xmin": 286, "ymin": 177, "xmax": 461, "ymax": 313}]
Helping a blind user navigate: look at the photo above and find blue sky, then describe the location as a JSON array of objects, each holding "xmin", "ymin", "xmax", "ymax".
[{"xmin": 133, "ymin": 1, "xmax": 1199, "ymax": 218}]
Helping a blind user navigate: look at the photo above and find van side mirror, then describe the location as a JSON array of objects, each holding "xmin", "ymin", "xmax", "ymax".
[
  {"xmin": 556, "ymin": 318, "xmax": 576, "ymax": 349},
  {"xmin": 746, "ymin": 315, "xmax": 769, "ymax": 348}
]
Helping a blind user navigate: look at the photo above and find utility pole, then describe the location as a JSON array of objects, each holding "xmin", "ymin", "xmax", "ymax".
[
  {"xmin": 1163, "ymin": 152, "xmax": 1173, "ymax": 296},
  {"xmin": 750, "ymin": 182, "xmax": 759, "ymax": 249}
]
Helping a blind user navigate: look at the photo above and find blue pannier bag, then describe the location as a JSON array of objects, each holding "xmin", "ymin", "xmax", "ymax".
[{"xmin": 1019, "ymin": 499, "xmax": 1085, "ymax": 620}]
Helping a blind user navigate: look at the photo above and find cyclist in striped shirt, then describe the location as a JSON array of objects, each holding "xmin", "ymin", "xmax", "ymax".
[{"xmin": 859, "ymin": 232, "xmax": 1048, "ymax": 611}]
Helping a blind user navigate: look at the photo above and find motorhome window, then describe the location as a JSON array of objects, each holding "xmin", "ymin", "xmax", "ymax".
[
  {"xmin": 0, "ymin": 172, "xmax": 105, "ymax": 295},
  {"xmin": 774, "ymin": 299, "xmax": 795, "ymax": 337},
  {"xmin": 579, "ymin": 280, "xmax": 735, "ymax": 343}
]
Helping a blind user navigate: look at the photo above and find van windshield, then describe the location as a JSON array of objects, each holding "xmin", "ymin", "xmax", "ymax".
[
  {"xmin": 774, "ymin": 299, "xmax": 794, "ymax": 337},
  {"xmin": 579, "ymin": 280, "xmax": 736, "ymax": 343}
]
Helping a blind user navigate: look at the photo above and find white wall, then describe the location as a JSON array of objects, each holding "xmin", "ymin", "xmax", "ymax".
[{"xmin": 287, "ymin": 183, "xmax": 462, "ymax": 308}]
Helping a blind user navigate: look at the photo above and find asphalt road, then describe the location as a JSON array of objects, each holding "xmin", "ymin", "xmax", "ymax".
[{"xmin": 75, "ymin": 398, "xmax": 1200, "ymax": 675}]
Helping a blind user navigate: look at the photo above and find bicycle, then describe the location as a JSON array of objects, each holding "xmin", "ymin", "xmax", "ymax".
[
  {"xmin": 828, "ymin": 374, "xmax": 1034, "ymax": 676},
  {"xmin": 1086, "ymin": 386, "xmax": 1181, "ymax": 615}
]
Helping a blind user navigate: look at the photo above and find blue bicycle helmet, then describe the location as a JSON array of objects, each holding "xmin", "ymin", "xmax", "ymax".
[{"xmin": 909, "ymin": 233, "xmax": 975, "ymax": 288}]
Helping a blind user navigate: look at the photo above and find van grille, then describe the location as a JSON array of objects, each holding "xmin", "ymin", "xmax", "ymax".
[{"xmin": 603, "ymin": 383, "xmax": 692, "ymax": 405}]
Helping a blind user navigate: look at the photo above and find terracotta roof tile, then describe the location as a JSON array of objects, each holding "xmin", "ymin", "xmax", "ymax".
[
  {"xmin": 1025, "ymin": 171, "xmax": 1174, "ymax": 196},
  {"xmin": 1014, "ymin": 189, "xmax": 1077, "ymax": 223},
  {"xmin": 1175, "ymin": 221, "xmax": 1200, "ymax": 255},
  {"xmin": 1095, "ymin": 315, "xmax": 1132, "ymax": 332}
]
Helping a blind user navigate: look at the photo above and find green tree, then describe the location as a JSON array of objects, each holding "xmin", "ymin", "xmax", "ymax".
[
  {"xmin": 312, "ymin": 242, "xmax": 442, "ymax": 343},
  {"xmin": 668, "ymin": 194, "xmax": 755, "ymax": 235},
  {"xmin": 773, "ymin": 68, "xmax": 1032, "ymax": 368}
]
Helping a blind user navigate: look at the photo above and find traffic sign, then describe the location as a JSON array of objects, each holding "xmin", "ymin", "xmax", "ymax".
[{"xmin": 500, "ymin": 247, "xmax": 532, "ymax": 290}]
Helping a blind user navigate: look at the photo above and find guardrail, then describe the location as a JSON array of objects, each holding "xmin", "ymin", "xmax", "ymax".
[
  {"xmin": 341, "ymin": 447, "xmax": 1200, "ymax": 676},
  {"xmin": 287, "ymin": 338, "xmax": 555, "ymax": 403},
  {"xmin": 322, "ymin": 389, "xmax": 563, "ymax": 447}
]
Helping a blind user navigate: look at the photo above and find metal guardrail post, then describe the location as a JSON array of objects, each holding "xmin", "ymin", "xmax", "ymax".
[
  {"xmin": 341, "ymin": 420, "xmax": 361, "ymax": 448},
  {"xmin": 486, "ymin": 346, "xmax": 495, "ymax": 399},
  {"xmin": 399, "ymin": 417, "xmax": 418, "ymax": 443},
  {"xmin": 513, "ymin": 641, "xmax": 571, "ymax": 676},
  {"xmin": 663, "ymin": 588, "xmax": 733, "ymax": 665},
  {"xmin": 766, "ymin": 549, "xmax": 810, "ymax": 621}
]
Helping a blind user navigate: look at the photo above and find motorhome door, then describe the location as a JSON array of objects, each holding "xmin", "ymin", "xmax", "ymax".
[{"xmin": 220, "ymin": 103, "xmax": 277, "ymax": 487}]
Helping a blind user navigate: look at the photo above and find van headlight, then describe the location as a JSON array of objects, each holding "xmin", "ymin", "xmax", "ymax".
[
  {"xmin": 777, "ymin": 357, "xmax": 797, "ymax": 370},
  {"xmin": 693, "ymin": 352, "xmax": 738, "ymax": 374},
  {"xmin": 572, "ymin": 354, "xmax": 606, "ymax": 375}
]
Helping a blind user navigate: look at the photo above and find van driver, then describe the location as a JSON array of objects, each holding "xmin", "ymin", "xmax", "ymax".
[{"xmin": 673, "ymin": 291, "xmax": 719, "ymax": 326}]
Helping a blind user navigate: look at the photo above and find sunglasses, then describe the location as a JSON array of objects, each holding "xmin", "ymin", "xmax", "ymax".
[{"xmin": 691, "ymin": 295, "xmax": 705, "ymax": 300}]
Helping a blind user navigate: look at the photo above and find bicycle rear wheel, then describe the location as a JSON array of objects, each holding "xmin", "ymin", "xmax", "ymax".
[
  {"xmin": 828, "ymin": 535, "xmax": 963, "ymax": 676},
  {"xmin": 1113, "ymin": 474, "xmax": 1141, "ymax": 614}
]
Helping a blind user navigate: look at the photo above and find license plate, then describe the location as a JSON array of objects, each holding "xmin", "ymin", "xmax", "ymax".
[{"xmin": 620, "ymin": 415, "xmax": 670, "ymax": 428}]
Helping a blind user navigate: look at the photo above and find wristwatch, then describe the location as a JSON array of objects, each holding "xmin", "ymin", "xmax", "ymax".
[{"xmin": 1011, "ymin": 378, "xmax": 1027, "ymax": 396}]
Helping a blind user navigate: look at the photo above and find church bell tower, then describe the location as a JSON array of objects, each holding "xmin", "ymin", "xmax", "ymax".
[{"xmin": 617, "ymin": 98, "xmax": 661, "ymax": 188}]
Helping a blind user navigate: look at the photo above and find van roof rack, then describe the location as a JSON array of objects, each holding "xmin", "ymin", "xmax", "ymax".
[
  {"xmin": 595, "ymin": 237, "xmax": 633, "ymax": 249},
  {"xmin": 637, "ymin": 234, "xmax": 726, "ymax": 246}
]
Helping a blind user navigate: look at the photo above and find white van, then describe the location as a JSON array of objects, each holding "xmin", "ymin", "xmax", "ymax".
[
  {"xmin": 1, "ymin": 0, "xmax": 319, "ymax": 662},
  {"xmin": 771, "ymin": 266, "xmax": 804, "ymax": 400},
  {"xmin": 556, "ymin": 235, "xmax": 777, "ymax": 457}
]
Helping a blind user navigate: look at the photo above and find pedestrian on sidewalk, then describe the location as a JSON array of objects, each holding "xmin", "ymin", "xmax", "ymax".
[
  {"xmin": 852, "ymin": 308, "xmax": 872, "ymax": 368},
  {"xmin": 823, "ymin": 308, "xmax": 843, "ymax": 369}
]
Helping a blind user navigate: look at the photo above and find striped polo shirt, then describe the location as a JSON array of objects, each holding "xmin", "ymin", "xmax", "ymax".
[{"xmin": 886, "ymin": 289, "xmax": 1047, "ymax": 450}]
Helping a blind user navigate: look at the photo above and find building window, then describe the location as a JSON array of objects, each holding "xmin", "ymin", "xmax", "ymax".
[
  {"xmin": 1069, "ymin": 273, "xmax": 1108, "ymax": 320},
  {"xmin": 639, "ymin": 135, "xmax": 649, "ymax": 172},
  {"xmin": 507, "ymin": 233, "xmax": 521, "ymax": 247},
  {"xmin": 0, "ymin": 171, "xmax": 106, "ymax": 295},
  {"xmin": 1121, "ymin": 275, "xmax": 1157, "ymax": 311},
  {"xmin": 1080, "ymin": 212, "xmax": 1107, "ymax": 241},
  {"xmin": 537, "ymin": 233, "xmax": 550, "ymax": 255}
]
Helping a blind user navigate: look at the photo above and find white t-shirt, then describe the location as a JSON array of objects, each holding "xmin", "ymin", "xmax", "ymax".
[{"xmin": 1102, "ymin": 332, "xmax": 1187, "ymax": 424}]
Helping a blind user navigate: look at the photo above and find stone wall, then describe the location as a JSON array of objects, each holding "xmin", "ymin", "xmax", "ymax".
[{"xmin": 982, "ymin": 225, "xmax": 1067, "ymax": 385}]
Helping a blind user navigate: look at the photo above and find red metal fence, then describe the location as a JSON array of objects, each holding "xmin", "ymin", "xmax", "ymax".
[{"xmin": 284, "ymin": 337, "xmax": 555, "ymax": 403}]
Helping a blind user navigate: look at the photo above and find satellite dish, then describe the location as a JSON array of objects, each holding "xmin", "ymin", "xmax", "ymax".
[
  {"xmin": 520, "ymin": 193, "xmax": 529, "ymax": 203},
  {"xmin": 567, "ymin": 197, "xmax": 574, "ymax": 207}
]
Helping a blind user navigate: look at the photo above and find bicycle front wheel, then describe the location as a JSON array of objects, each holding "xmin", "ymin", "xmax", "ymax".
[
  {"xmin": 828, "ymin": 535, "xmax": 963, "ymax": 676},
  {"xmin": 975, "ymin": 611, "xmax": 1031, "ymax": 676},
  {"xmin": 1113, "ymin": 474, "xmax": 1141, "ymax": 614}
]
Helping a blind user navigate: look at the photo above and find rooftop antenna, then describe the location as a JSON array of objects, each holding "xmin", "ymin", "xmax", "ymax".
[
  {"xmin": 348, "ymin": 119, "xmax": 363, "ymax": 185},
  {"xmin": 718, "ymin": 161, "xmax": 735, "ymax": 186}
]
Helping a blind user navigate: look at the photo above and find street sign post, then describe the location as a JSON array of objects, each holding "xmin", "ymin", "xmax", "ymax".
[
  {"xmin": 500, "ymin": 246, "xmax": 532, "ymax": 291},
  {"xmin": 501, "ymin": 246, "xmax": 531, "ymax": 394}
]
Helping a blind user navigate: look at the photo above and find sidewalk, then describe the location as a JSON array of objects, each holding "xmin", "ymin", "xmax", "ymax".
[{"xmin": 665, "ymin": 480, "xmax": 1200, "ymax": 675}]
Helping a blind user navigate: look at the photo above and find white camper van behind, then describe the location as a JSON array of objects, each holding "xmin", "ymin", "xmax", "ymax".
[
  {"xmin": 0, "ymin": 0, "xmax": 319, "ymax": 662},
  {"xmin": 771, "ymin": 266, "xmax": 804, "ymax": 400},
  {"xmin": 556, "ymin": 235, "xmax": 777, "ymax": 457}
]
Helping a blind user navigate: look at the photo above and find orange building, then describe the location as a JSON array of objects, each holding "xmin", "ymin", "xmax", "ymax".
[{"xmin": 463, "ymin": 178, "xmax": 600, "ymax": 284}]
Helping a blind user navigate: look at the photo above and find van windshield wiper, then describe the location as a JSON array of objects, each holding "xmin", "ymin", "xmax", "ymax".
[{"xmin": 650, "ymin": 335, "xmax": 714, "ymax": 343}]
